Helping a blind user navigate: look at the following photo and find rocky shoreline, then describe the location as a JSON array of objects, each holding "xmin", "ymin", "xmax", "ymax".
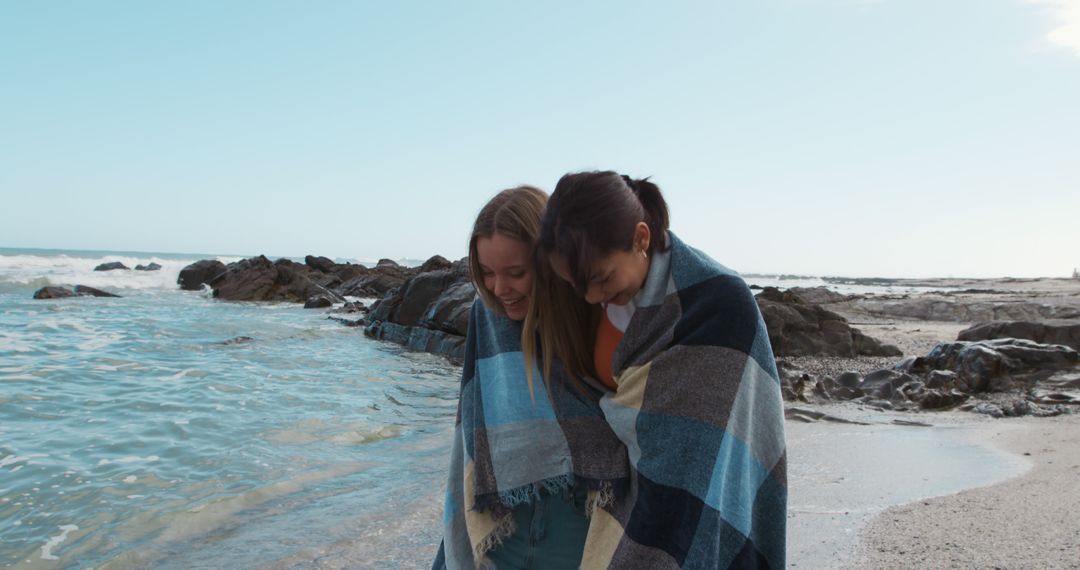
[{"xmin": 33, "ymin": 254, "xmax": 1080, "ymax": 420}]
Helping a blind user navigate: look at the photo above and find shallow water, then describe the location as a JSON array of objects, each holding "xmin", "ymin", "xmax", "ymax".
[{"xmin": 0, "ymin": 252, "xmax": 460, "ymax": 568}]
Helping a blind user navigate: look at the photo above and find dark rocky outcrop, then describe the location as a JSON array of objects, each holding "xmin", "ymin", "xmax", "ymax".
[
  {"xmin": 209, "ymin": 256, "xmax": 344, "ymax": 303},
  {"xmin": 364, "ymin": 258, "xmax": 474, "ymax": 362},
  {"xmin": 74, "ymin": 285, "xmax": 121, "ymax": 298},
  {"xmin": 94, "ymin": 262, "xmax": 130, "ymax": 271},
  {"xmin": 756, "ymin": 287, "xmax": 902, "ymax": 357},
  {"xmin": 419, "ymin": 255, "xmax": 452, "ymax": 274},
  {"xmin": 899, "ymin": 338, "xmax": 1079, "ymax": 392},
  {"xmin": 785, "ymin": 286, "xmax": 849, "ymax": 304},
  {"xmin": 33, "ymin": 286, "xmax": 76, "ymax": 299},
  {"xmin": 958, "ymin": 321, "xmax": 1080, "ymax": 351},
  {"xmin": 178, "ymin": 260, "xmax": 227, "ymax": 291},
  {"xmin": 305, "ymin": 255, "xmax": 336, "ymax": 273},
  {"xmin": 135, "ymin": 263, "xmax": 162, "ymax": 271}
]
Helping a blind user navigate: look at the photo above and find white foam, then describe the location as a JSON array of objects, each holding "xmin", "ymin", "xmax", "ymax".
[
  {"xmin": 123, "ymin": 476, "xmax": 137, "ymax": 483},
  {"xmin": 0, "ymin": 252, "xmax": 239, "ymax": 292},
  {"xmin": 97, "ymin": 455, "xmax": 159, "ymax": 466},
  {"xmin": 40, "ymin": 524, "xmax": 78, "ymax": 560}
]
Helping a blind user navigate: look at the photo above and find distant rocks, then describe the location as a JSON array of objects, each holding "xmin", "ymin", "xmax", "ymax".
[
  {"xmin": 94, "ymin": 262, "xmax": 130, "ymax": 271},
  {"xmin": 209, "ymin": 256, "xmax": 344, "ymax": 303},
  {"xmin": 135, "ymin": 263, "xmax": 162, "ymax": 271},
  {"xmin": 178, "ymin": 260, "xmax": 226, "ymax": 291},
  {"xmin": 33, "ymin": 285, "xmax": 122, "ymax": 299},
  {"xmin": 849, "ymin": 298, "xmax": 1080, "ymax": 322},
  {"xmin": 756, "ymin": 287, "xmax": 902, "ymax": 357}
]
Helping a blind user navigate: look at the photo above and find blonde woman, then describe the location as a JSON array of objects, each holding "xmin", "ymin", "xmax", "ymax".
[{"xmin": 434, "ymin": 186, "xmax": 628, "ymax": 570}]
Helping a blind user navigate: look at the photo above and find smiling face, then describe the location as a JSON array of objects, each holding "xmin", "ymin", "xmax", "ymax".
[
  {"xmin": 549, "ymin": 222, "xmax": 652, "ymax": 306},
  {"xmin": 475, "ymin": 233, "xmax": 534, "ymax": 320}
]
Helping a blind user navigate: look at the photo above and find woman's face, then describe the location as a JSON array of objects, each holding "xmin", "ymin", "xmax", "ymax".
[
  {"xmin": 475, "ymin": 233, "xmax": 534, "ymax": 321},
  {"xmin": 550, "ymin": 222, "xmax": 651, "ymax": 306}
]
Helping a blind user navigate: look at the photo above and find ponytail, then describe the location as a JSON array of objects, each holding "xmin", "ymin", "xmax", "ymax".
[{"xmin": 622, "ymin": 176, "xmax": 669, "ymax": 255}]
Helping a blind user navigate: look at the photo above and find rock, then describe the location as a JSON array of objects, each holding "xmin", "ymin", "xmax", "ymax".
[
  {"xmin": 419, "ymin": 255, "xmax": 452, "ymax": 273},
  {"xmin": 74, "ymin": 285, "xmax": 121, "ymax": 298},
  {"xmin": 134, "ymin": 263, "xmax": 162, "ymax": 271},
  {"xmin": 33, "ymin": 286, "xmax": 76, "ymax": 299},
  {"xmin": 911, "ymin": 339, "xmax": 1079, "ymax": 392},
  {"xmin": 837, "ymin": 371, "xmax": 862, "ymax": 388},
  {"xmin": 972, "ymin": 402, "xmax": 1006, "ymax": 418},
  {"xmin": 850, "ymin": 298, "xmax": 1080, "ymax": 322},
  {"xmin": 209, "ymin": 256, "xmax": 345, "ymax": 303},
  {"xmin": 364, "ymin": 260, "xmax": 475, "ymax": 362},
  {"xmin": 219, "ymin": 336, "xmax": 255, "ymax": 345},
  {"xmin": 328, "ymin": 301, "xmax": 367, "ymax": 314},
  {"xmin": 305, "ymin": 255, "xmax": 337, "ymax": 273},
  {"xmin": 304, "ymin": 295, "xmax": 336, "ymax": 309},
  {"xmin": 94, "ymin": 262, "xmax": 130, "ymax": 271},
  {"xmin": 376, "ymin": 258, "xmax": 402, "ymax": 269},
  {"xmin": 916, "ymin": 389, "xmax": 969, "ymax": 410},
  {"xmin": 925, "ymin": 370, "xmax": 957, "ymax": 389},
  {"xmin": 756, "ymin": 287, "xmax": 902, "ymax": 357},
  {"xmin": 178, "ymin": 260, "xmax": 227, "ymax": 291},
  {"xmin": 958, "ymin": 321, "xmax": 1080, "ymax": 351},
  {"xmin": 786, "ymin": 286, "xmax": 849, "ymax": 304}
]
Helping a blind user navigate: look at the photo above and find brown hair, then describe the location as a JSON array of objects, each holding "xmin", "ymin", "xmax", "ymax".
[
  {"xmin": 469, "ymin": 186, "xmax": 597, "ymax": 391},
  {"xmin": 538, "ymin": 171, "xmax": 670, "ymax": 295}
]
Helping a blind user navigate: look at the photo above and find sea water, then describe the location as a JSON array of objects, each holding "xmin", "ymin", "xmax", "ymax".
[{"xmin": 0, "ymin": 249, "xmax": 459, "ymax": 568}]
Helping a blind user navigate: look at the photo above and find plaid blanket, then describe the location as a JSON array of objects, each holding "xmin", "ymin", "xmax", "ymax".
[
  {"xmin": 580, "ymin": 232, "xmax": 787, "ymax": 569},
  {"xmin": 434, "ymin": 300, "xmax": 630, "ymax": 570},
  {"xmin": 435, "ymin": 232, "xmax": 786, "ymax": 569}
]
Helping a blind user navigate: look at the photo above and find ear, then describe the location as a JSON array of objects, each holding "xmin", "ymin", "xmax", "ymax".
[{"xmin": 634, "ymin": 222, "xmax": 651, "ymax": 251}]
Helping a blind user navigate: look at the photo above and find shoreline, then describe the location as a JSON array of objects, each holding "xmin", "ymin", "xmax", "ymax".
[{"xmin": 845, "ymin": 413, "xmax": 1080, "ymax": 569}]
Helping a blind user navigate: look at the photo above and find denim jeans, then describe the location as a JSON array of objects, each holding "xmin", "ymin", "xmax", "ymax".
[{"xmin": 485, "ymin": 484, "xmax": 589, "ymax": 569}]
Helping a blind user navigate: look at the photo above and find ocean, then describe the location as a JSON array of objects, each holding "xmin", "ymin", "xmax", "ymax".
[
  {"xmin": 2, "ymin": 248, "xmax": 1008, "ymax": 569},
  {"xmin": 1, "ymin": 248, "xmax": 458, "ymax": 569}
]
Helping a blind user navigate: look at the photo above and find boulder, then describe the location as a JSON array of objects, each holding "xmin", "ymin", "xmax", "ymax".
[
  {"xmin": 958, "ymin": 321, "xmax": 1080, "ymax": 351},
  {"xmin": 210, "ymin": 255, "xmax": 344, "ymax": 303},
  {"xmin": 33, "ymin": 286, "xmax": 76, "ymax": 299},
  {"xmin": 786, "ymin": 286, "xmax": 849, "ymax": 304},
  {"xmin": 305, "ymin": 255, "xmax": 337, "ymax": 273},
  {"xmin": 851, "ymin": 298, "xmax": 1080, "ymax": 322},
  {"xmin": 74, "ymin": 285, "xmax": 121, "ymax": 298},
  {"xmin": 419, "ymin": 255, "xmax": 452, "ymax": 274},
  {"xmin": 134, "ymin": 263, "xmax": 162, "ymax": 271},
  {"xmin": 364, "ymin": 258, "xmax": 475, "ymax": 362},
  {"xmin": 94, "ymin": 262, "xmax": 129, "ymax": 271},
  {"xmin": 905, "ymin": 338, "xmax": 1079, "ymax": 392},
  {"xmin": 178, "ymin": 260, "xmax": 227, "ymax": 291},
  {"xmin": 756, "ymin": 287, "xmax": 902, "ymax": 357}
]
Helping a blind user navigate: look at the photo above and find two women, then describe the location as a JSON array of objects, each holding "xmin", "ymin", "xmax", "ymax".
[{"xmin": 438, "ymin": 173, "xmax": 787, "ymax": 569}]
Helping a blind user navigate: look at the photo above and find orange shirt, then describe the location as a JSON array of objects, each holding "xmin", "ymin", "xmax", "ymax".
[{"xmin": 594, "ymin": 308, "xmax": 624, "ymax": 392}]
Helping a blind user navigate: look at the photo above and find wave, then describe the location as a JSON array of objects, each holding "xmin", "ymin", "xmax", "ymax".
[{"xmin": 0, "ymin": 252, "xmax": 242, "ymax": 292}]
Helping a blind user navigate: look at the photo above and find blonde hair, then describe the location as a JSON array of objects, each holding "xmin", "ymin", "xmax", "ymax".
[
  {"xmin": 468, "ymin": 186, "xmax": 547, "ymax": 315},
  {"xmin": 469, "ymin": 186, "xmax": 597, "ymax": 393}
]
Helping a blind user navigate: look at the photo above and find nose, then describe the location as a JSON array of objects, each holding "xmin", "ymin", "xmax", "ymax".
[{"xmin": 493, "ymin": 276, "xmax": 511, "ymax": 297}]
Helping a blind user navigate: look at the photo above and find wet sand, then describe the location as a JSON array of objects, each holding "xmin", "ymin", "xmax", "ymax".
[
  {"xmin": 846, "ymin": 413, "xmax": 1080, "ymax": 569},
  {"xmin": 786, "ymin": 408, "xmax": 1032, "ymax": 568}
]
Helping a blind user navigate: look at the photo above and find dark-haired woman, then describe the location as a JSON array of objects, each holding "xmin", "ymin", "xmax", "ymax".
[
  {"xmin": 530, "ymin": 171, "xmax": 787, "ymax": 569},
  {"xmin": 434, "ymin": 186, "xmax": 628, "ymax": 570}
]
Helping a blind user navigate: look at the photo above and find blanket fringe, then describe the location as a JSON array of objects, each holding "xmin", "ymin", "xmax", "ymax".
[
  {"xmin": 474, "ymin": 511, "xmax": 515, "ymax": 570},
  {"xmin": 586, "ymin": 480, "xmax": 615, "ymax": 517}
]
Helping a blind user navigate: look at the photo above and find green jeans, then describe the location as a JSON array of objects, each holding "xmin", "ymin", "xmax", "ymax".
[{"xmin": 486, "ymin": 484, "xmax": 590, "ymax": 569}]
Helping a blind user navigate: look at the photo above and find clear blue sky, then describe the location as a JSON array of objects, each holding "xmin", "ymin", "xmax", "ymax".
[{"xmin": 2, "ymin": 0, "xmax": 1078, "ymax": 277}]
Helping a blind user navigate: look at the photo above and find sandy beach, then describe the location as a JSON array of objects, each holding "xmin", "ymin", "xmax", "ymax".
[
  {"xmin": 847, "ymin": 413, "xmax": 1080, "ymax": 569},
  {"xmin": 786, "ymin": 276, "xmax": 1080, "ymax": 569}
]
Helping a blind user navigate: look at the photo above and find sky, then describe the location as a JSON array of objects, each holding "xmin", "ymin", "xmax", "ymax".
[{"xmin": 1, "ymin": 0, "xmax": 1078, "ymax": 278}]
